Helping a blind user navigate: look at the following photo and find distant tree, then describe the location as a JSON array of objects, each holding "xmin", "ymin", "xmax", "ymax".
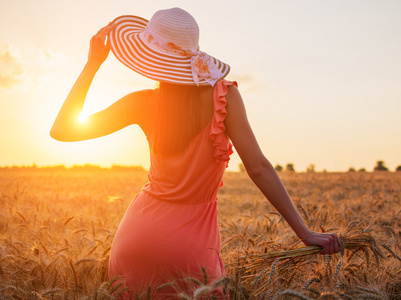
[
  {"xmin": 275, "ymin": 164, "xmax": 283, "ymax": 172},
  {"xmin": 358, "ymin": 168, "xmax": 366, "ymax": 172},
  {"xmin": 348, "ymin": 167, "xmax": 356, "ymax": 172},
  {"xmin": 374, "ymin": 160, "xmax": 388, "ymax": 171},
  {"xmin": 286, "ymin": 163, "xmax": 295, "ymax": 172},
  {"xmin": 396, "ymin": 165, "xmax": 401, "ymax": 172},
  {"xmin": 306, "ymin": 164, "xmax": 315, "ymax": 173}
]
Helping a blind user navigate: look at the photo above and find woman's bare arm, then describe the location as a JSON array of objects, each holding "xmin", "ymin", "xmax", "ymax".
[
  {"xmin": 224, "ymin": 85, "xmax": 340, "ymax": 255},
  {"xmin": 50, "ymin": 23, "xmax": 152, "ymax": 142}
]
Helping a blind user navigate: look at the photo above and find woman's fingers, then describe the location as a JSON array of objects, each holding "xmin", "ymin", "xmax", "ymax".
[
  {"xmin": 95, "ymin": 21, "xmax": 115, "ymax": 37},
  {"xmin": 304, "ymin": 232, "xmax": 341, "ymax": 255},
  {"xmin": 334, "ymin": 235, "xmax": 341, "ymax": 253},
  {"xmin": 87, "ymin": 22, "xmax": 116, "ymax": 66},
  {"xmin": 92, "ymin": 22, "xmax": 116, "ymax": 47},
  {"xmin": 324, "ymin": 233, "xmax": 340, "ymax": 255},
  {"xmin": 321, "ymin": 240, "xmax": 332, "ymax": 255},
  {"xmin": 326, "ymin": 234, "xmax": 335, "ymax": 254}
]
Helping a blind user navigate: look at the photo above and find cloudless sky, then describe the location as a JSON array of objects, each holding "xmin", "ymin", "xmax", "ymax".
[{"xmin": 1, "ymin": 0, "xmax": 400, "ymax": 171}]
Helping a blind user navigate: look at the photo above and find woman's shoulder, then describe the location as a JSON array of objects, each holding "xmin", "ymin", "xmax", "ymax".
[
  {"xmin": 223, "ymin": 82, "xmax": 242, "ymax": 107},
  {"xmin": 119, "ymin": 88, "xmax": 157, "ymax": 133},
  {"xmin": 125, "ymin": 88, "xmax": 157, "ymax": 103},
  {"xmin": 122, "ymin": 88, "xmax": 158, "ymax": 114},
  {"xmin": 214, "ymin": 80, "xmax": 239, "ymax": 100}
]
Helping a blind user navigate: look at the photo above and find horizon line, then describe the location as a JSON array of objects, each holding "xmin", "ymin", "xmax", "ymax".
[{"xmin": 1, "ymin": 163, "xmax": 400, "ymax": 173}]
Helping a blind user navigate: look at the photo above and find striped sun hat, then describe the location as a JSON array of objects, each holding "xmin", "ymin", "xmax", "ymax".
[{"xmin": 108, "ymin": 7, "xmax": 230, "ymax": 86}]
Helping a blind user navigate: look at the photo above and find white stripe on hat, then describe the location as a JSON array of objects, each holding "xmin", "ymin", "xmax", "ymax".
[{"xmin": 109, "ymin": 8, "xmax": 230, "ymax": 86}]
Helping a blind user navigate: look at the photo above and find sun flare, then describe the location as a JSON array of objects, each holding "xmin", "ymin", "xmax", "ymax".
[{"xmin": 78, "ymin": 113, "xmax": 88, "ymax": 123}]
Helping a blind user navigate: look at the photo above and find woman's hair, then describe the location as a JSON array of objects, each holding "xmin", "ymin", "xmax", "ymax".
[{"xmin": 151, "ymin": 83, "xmax": 210, "ymax": 155}]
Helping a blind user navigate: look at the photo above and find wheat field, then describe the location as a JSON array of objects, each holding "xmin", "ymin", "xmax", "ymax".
[{"xmin": 1, "ymin": 168, "xmax": 401, "ymax": 299}]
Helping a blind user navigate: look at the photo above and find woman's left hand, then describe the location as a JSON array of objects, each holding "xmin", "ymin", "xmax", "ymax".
[
  {"xmin": 301, "ymin": 231, "xmax": 341, "ymax": 255},
  {"xmin": 87, "ymin": 22, "xmax": 116, "ymax": 67}
]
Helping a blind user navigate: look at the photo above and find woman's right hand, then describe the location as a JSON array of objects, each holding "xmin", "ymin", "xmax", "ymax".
[
  {"xmin": 87, "ymin": 22, "xmax": 116, "ymax": 67},
  {"xmin": 301, "ymin": 231, "xmax": 341, "ymax": 255}
]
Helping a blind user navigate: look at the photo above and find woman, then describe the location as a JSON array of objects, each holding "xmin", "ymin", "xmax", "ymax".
[{"xmin": 51, "ymin": 7, "xmax": 340, "ymax": 299}]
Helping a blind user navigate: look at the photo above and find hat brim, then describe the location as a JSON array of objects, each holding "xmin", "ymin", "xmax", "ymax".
[{"xmin": 109, "ymin": 15, "xmax": 230, "ymax": 86}]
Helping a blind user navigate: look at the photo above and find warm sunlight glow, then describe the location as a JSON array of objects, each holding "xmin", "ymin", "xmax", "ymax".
[
  {"xmin": 1, "ymin": 1, "xmax": 400, "ymax": 172},
  {"xmin": 78, "ymin": 113, "xmax": 88, "ymax": 123}
]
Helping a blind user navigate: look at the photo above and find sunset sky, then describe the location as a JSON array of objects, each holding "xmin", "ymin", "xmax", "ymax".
[{"xmin": 1, "ymin": 0, "xmax": 400, "ymax": 172}]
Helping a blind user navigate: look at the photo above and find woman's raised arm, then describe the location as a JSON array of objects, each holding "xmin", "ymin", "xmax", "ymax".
[
  {"xmin": 224, "ymin": 85, "xmax": 341, "ymax": 255},
  {"xmin": 50, "ymin": 23, "xmax": 152, "ymax": 142}
]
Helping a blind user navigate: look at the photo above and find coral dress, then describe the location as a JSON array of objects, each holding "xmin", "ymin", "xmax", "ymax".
[{"xmin": 108, "ymin": 80, "xmax": 237, "ymax": 299}]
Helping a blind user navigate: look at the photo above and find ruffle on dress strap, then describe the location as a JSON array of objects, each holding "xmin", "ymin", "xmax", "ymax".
[{"xmin": 209, "ymin": 80, "xmax": 237, "ymax": 164}]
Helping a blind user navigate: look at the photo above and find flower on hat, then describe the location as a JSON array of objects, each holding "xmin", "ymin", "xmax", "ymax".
[{"xmin": 191, "ymin": 52, "xmax": 223, "ymax": 86}]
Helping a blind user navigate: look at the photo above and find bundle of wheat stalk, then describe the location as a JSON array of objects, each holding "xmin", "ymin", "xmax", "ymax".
[{"xmin": 226, "ymin": 231, "xmax": 388, "ymax": 298}]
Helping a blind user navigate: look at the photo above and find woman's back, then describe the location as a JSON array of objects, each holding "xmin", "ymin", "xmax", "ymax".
[
  {"xmin": 143, "ymin": 80, "xmax": 235, "ymax": 204},
  {"xmin": 147, "ymin": 83, "xmax": 214, "ymax": 155}
]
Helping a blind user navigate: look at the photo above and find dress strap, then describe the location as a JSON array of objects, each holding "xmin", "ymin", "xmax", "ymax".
[{"xmin": 209, "ymin": 79, "xmax": 238, "ymax": 164}]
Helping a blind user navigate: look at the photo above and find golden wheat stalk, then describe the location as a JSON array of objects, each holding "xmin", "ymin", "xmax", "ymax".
[
  {"xmin": 226, "ymin": 233, "xmax": 384, "ymax": 273},
  {"xmin": 226, "ymin": 245, "xmax": 322, "ymax": 272}
]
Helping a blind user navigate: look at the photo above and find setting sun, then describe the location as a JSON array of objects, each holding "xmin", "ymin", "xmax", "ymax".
[{"xmin": 78, "ymin": 113, "xmax": 88, "ymax": 123}]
